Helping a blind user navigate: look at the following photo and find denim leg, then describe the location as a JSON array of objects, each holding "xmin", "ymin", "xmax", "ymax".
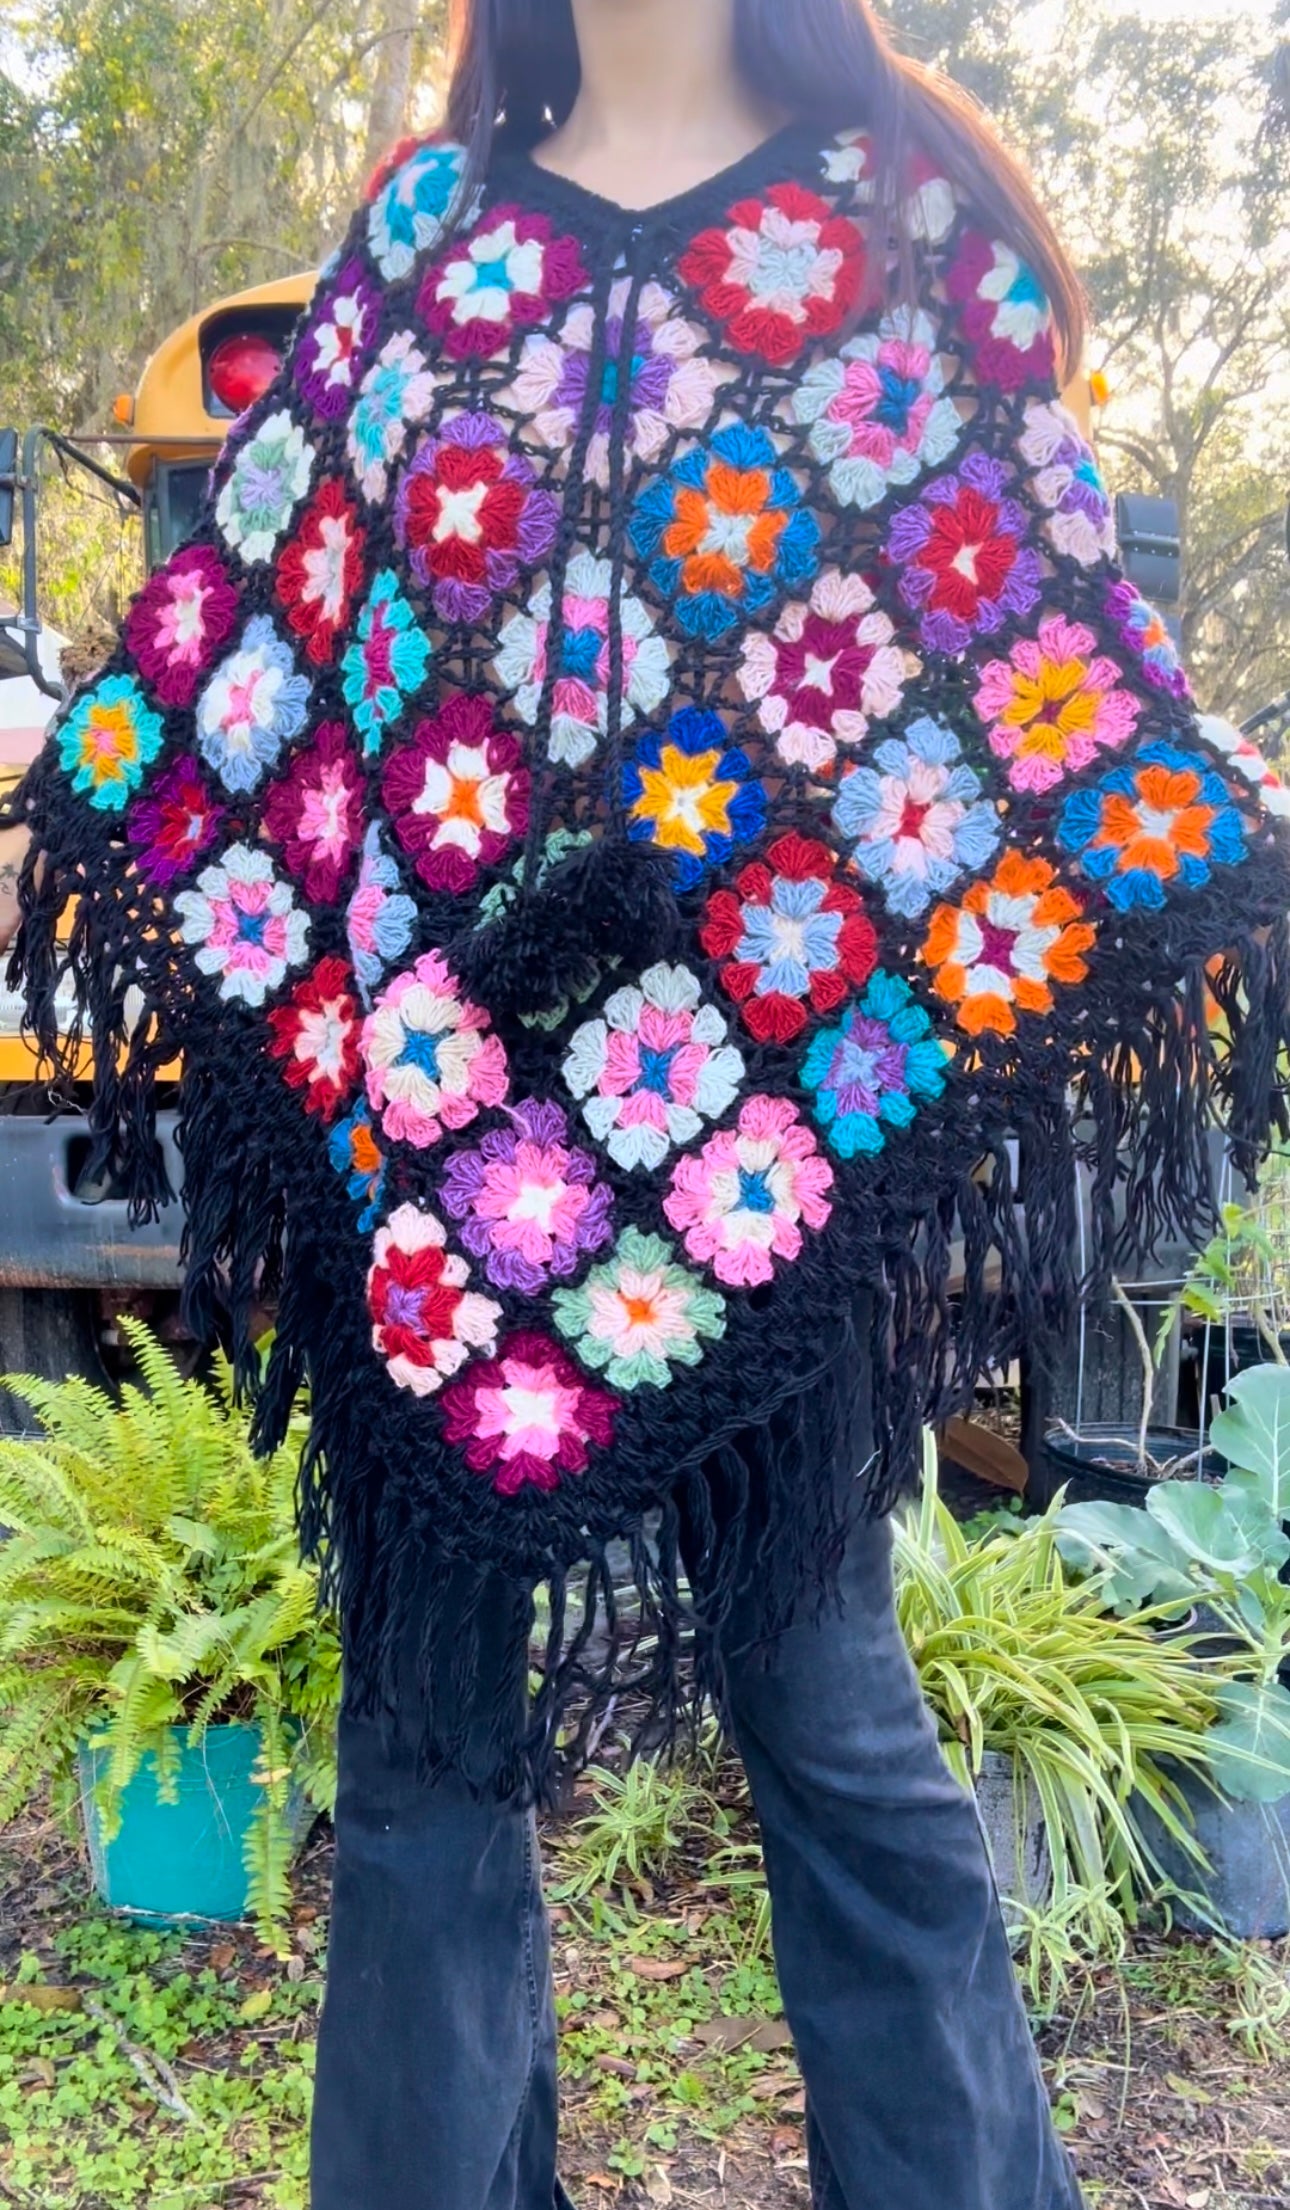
[
  {"xmin": 311, "ymin": 1570, "xmax": 567, "ymax": 2210},
  {"xmin": 718, "ymin": 1514, "xmax": 1083, "ymax": 2210}
]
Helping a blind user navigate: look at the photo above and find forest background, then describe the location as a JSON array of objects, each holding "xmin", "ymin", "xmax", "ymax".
[{"xmin": 0, "ymin": 0, "xmax": 1287, "ymax": 724}]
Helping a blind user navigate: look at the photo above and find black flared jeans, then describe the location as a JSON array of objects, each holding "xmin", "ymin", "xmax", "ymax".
[{"xmin": 310, "ymin": 1504, "xmax": 1084, "ymax": 2210}]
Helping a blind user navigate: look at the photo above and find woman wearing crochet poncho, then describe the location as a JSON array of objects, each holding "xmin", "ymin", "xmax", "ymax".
[{"xmin": 4, "ymin": 0, "xmax": 1289, "ymax": 2202}]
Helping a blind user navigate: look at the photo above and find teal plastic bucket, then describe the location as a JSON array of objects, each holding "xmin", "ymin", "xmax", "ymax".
[{"xmin": 78, "ymin": 1722, "xmax": 294, "ymax": 1924}]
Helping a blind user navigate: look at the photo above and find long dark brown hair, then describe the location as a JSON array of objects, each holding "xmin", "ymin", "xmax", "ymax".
[{"xmin": 438, "ymin": 0, "xmax": 1086, "ymax": 377}]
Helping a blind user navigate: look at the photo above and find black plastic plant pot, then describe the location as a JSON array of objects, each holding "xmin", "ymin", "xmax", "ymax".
[
  {"xmin": 1133, "ymin": 1763, "xmax": 1290, "ymax": 1940},
  {"xmin": 1040, "ymin": 1423, "xmax": 1224, "ymax": 1508},
  {"xmin": 1183, "ymin": 1322, "xmax": 1290, "ymax": 1424}
]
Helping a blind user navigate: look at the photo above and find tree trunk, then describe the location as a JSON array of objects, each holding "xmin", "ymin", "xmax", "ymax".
[{"xmin": 362, "ymin": 0, "xmax": 420, "ymax": 179}]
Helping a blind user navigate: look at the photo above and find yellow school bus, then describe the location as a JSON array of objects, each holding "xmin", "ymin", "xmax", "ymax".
[
  {"xmin": 0, "ymin": 269, "xmax": 319, "ymax": 1071},
  {"xmin": 116, "ymin": 270, "xmax": 318, "ymax": 571},
  {"xmin": 0, "ymin": 272, "xmax": 317, "ymax": 1358}
]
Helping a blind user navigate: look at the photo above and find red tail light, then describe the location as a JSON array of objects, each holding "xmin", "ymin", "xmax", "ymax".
[{"xmin": 207, "ymin": 332, "xmax": 283, "ymax": 415}]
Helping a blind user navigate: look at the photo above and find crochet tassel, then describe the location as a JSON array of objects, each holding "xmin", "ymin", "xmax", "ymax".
[{"xmin": 449, "ymin": 835, "xmax": 680, "ymax": 1017}]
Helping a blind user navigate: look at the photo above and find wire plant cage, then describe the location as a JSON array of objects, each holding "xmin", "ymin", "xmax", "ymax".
[
  {"xmin": 1056, "ymin": 1139, "xmax": 1290, "ymax": 1493},
  {"xmin": 1195, "ymin": 1148, "xmax": 1290, "ymax": 1356},
  {"xmin": 1241, "ymin": 691, "xmax": 1290, "ymax": 756}
]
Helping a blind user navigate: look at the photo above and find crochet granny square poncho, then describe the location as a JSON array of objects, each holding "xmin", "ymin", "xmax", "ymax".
[{"xmin": 8, "ymin": 121, "xmax": 1290, "ymax": 1787}]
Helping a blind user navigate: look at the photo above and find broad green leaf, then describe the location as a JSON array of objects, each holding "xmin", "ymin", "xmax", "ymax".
[
  {"xmin": 1220, "ymin": 1470, "xmax": 1290, "ymax": 1571},
  {"xmin": 1056, "ymin": 1500, "xmax": 1163, "ymax": 1553},
  {"xmin": 1208, "ymin": 1366, "xmax": 1290, "ymax": 1513},
  {"xmin": 1144, "ymin": 1481, "xmax": 1262, "ymax": 1577},
  {"xmin": 1055, "ymin": 1500, "xmax": 1196, "ymax": 1610},
  {"xmin": 1236, "ymin": 1581, "xmax": 1270, "ymax": 1637},
  {"xmin": 1206, "ymin": 1680, "xmax": 1290, "ymax": 1803}
]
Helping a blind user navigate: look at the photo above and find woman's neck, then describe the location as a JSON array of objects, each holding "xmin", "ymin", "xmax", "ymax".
[{"xmin": 530, "ymin": 0, "xmax": 789, "ymax": 209}]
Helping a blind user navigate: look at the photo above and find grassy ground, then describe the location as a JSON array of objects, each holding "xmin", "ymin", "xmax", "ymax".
[{"xmin": 0, "ymin": 1769, "xmax": 1287, "ymax": 2210}]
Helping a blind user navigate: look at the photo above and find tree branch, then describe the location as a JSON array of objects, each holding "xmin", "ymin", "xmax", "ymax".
[{"xmin": 1096, "ymin": 427, "xmax": 1174, "ymax": 490}]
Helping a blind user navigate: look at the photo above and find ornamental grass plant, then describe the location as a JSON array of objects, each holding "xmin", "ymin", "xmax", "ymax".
[
  {"xmin": 893, "ymin": 1435, "xmax": 1219, "ymax": 1991},
  {"xmin": 0, "ymin": 1318, "xmax": 339, "ymax": 1941}
]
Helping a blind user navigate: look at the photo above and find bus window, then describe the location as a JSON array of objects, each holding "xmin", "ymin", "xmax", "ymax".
[{"xmin": 146, "ymin": 461, "xmax": 212, "ymax": 569}]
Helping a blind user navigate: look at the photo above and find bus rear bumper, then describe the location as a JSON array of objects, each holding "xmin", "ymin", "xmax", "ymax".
[{"xmin": 0, "ymin": 1112, "xmax": 184, "ymax": 1288}]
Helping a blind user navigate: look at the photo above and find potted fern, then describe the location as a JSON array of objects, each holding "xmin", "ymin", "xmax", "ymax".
[{"xmin": 0, "ymin": 1318, "xmax": 339, "ymax": 1946}]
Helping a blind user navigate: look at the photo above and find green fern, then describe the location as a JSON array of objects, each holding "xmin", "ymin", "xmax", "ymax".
[
  {"xmin": 243, "ymin": 1703, "xmax": 297, "ymax": 1935},
  {"xmin": 0, "ymin": 1317, "xmax": 339, "ymax": 1945}
]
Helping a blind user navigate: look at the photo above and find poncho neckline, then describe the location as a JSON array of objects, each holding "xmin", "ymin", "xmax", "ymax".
[
  {"xmin": 7, "ymin": 118, "xmax": 1290, "ymax": 1793},
  {"xmin": 504, "ymin": 116, "xmax": 821, "ymax": 226}
]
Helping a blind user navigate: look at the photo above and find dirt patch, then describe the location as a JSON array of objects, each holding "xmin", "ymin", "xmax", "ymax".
[
  {"xmin": 1, "ymin": 1804, "xmax": 1287, "ymax": 2207},
  {"xmin": 1037, "ymin": 1942, "xmax": 1290, "ymax": 2209}
]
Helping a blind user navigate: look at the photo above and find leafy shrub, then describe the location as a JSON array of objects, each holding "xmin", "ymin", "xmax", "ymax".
[{"xmin": 1058, "ymin": 1364, "xmax": 1290, "ymax": 1805}]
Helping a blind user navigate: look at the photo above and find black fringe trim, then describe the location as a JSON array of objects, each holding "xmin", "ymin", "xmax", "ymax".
[
  {"xmin": 299, "ymin": 1292, "xmax": 867, "ymax": 1808},
  {"xmin": 8, "ymin": 732, "xmax": 1290, "ymax": 1800},
  {"xmin": 3, "ymin": 752, "xmax": 175, "ymax": 1219}
]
